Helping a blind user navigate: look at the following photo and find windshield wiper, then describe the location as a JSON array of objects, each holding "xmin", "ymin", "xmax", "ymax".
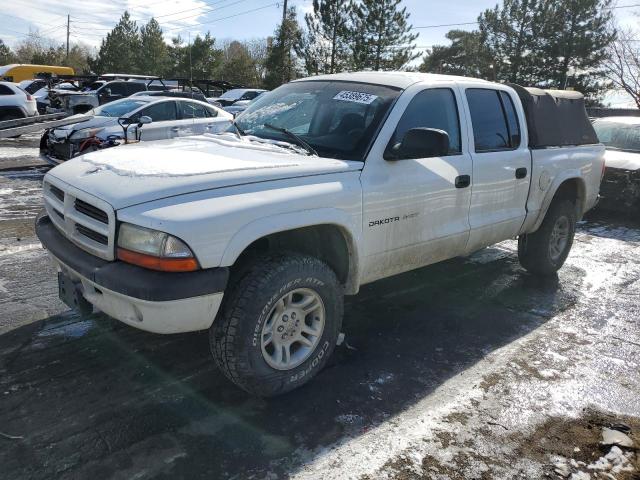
[{"xmin": 263, "ymin": 123, "xmax": 318, "ymax": 156}]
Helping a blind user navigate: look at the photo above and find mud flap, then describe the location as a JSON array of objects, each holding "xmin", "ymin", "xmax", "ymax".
[{"xmin": 57, "ymin": 272, "xmax": 93, "ymax": 316}]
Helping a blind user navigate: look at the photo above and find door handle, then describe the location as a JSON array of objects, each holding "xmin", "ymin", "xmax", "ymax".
[
  {"xmin": 455, "ymin": 175, "xmax": 471, "ymax": 188},
  {"xmin": 170, "ymin": 127, "xmax": 180, "ymax": 132},
  {"xmin": 515, "ymin": 167, "xmax": 528, "ymax": 179}
]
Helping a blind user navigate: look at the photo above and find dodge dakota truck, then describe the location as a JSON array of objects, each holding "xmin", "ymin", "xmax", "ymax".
[{"xmin": 35, "ymin": 72, "xmax": 604, "ymax": 396}]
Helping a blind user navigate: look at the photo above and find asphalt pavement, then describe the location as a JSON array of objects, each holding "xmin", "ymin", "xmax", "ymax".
[{"xmin": 0, "ymin": 135, "xmax": 638, "ymax": 479}]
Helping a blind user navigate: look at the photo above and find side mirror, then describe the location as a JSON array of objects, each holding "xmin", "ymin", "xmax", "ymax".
[
  {"xmin": 387, "ymin": 128, "xmax": 450, "ymax": 160},
  {"xmin": 138, "ymin": 115, "xmax": 152, "ymax": 127}
]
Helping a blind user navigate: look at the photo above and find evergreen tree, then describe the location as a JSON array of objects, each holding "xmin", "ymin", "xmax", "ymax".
[
  {"xmin": 302, "ymin": 0, "xmax": 352, "ymax": 75},
  {"xmin": 420, "ymin": 30, "xmax": 494, "ymax": 79},
  {"xmin": 264, "ymin": 7, "xmax": 303, "ymax": 89},
  {"xmin": 90, "ymin": 12, "xmax": 141, "ymax": 74},
  {"xmin": 537, "ymin": 0, "xmax": 615, "ymax": 95},
  {"xmin": 0, "ymin": 40, "xmax": 15, "ymax": 65},
  {"xmin": 350, "ymin": 0, "xmax": 418, "ymax": 71},
  {"xmin": 479, "ymin": 0, "xmax": 544, "ymax": 84},
  {"xmin": 138, "ymin": 18, "xmax": 168, "ymax": 76}
]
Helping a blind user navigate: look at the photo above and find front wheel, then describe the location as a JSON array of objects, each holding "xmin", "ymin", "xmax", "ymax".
[
  {"xmin": 210, "ymin": 253, "xmax": 343, "ymax": 396},
  {"xmin": 518, "ymin": 199, "xmax": 577, "ymax": 275}
]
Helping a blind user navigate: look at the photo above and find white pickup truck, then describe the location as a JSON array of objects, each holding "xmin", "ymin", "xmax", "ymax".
[{"xmin": 36, "ymin": 72, "xmax": 604, "ymax": 396}]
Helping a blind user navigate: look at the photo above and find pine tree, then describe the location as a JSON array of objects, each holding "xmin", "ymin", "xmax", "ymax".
[
  {"xmin": 0, "ymin": 40, "xmax": 15, "ymax": 65},
  {"xmin": 537, "ymin": 0, "xmax": 615, "ymax": 96},
  {"xmin": 264, "ymin": 7, "xmax": 303, "ymax": 89},
  {"xmin": 479, "ymin": 0, "xmax": 544, "ymax": 84},
  {"xmin": 420, "ymin": 30, "xmax": 494, "ymax": 79},
  {"xmin": 138, "ymin": 18, "xmax": 168, "ymax": 76},
  {"xmin": 90, "ymin": 12, "xmax": 141, "ymax": 74},
  {"xmin": 350, "ymin": 0, "xmax": 418, "ymax": 71},
  {"xmin": 302, "ymin": 0, "xmax": 352, "ymax": 75}
]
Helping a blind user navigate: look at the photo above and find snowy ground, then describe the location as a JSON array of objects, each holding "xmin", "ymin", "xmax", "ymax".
[{"xmin": 0, "ymin": 136, "xmax": 638, "ymax": 479}]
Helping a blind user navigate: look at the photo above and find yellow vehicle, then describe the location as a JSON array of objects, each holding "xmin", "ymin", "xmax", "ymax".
[{"xmin": 0, "ymin": 64, "xmax": 75, "ymax": 83}]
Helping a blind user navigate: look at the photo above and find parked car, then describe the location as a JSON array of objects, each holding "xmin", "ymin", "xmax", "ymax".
[
  {"xmin": 223, "ymin": 94, "xmax": 265, "ymax": 116},
  {"xmin": 52, "ymin": 80, "xmax": 148, "ymax": 115},
  {"xmin": 207, "ymin": 88, "xmax": 267, "ymax": 107},
  {"xmin": 0, "ymin": 80, "xmax": 38, "ymax": 121},
  {"xmin": 40, "ymin": 96, "xmax": 232, "ymax": 164},
  {"xmin": 19, "ymin": 80, "xmax": 79, "ymax": 113},
  {"xmin": 36, "ymin": 72, "xmax": 604, "ymax": 396},
  {"xmin": 592, "ymin": 116, "xmax": 640, "ymax": 211}
]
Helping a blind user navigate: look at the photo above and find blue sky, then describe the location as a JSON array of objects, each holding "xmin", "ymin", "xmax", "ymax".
[{"xmin": 2, "ymin": 0, "xmax": 636, "ymax": 50}]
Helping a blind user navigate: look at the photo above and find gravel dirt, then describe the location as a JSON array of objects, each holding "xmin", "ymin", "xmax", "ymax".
[{"xmin": 0, "ymin": 135, "xmax": 638, "ymax": 479}]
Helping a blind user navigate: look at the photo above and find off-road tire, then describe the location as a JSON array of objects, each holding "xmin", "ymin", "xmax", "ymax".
[
  {"xmin": 210, "ymin": 253, "xmax": 343, "ymax": 396},
  {"xmin": 518, "ymin": 199, "xmax": 577, "ymax": 275}
]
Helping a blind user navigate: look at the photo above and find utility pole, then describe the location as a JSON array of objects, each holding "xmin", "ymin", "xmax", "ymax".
[
  {"xmin": 281, "ymin": 0, "xmax": 289, "ymax": 84},
  {"xmin": 66, "ymin": 14, "xmax": 70, "ymax": 61}
]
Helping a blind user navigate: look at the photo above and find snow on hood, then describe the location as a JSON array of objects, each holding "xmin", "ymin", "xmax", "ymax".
[
  {"xmin": 52, "ymin": 115, "xmax": 110, "ymax": 134},
  {"xmin": 46, "ymin": 133, "xmax": 363, "ymax": 210},
  {"xmin": 604, "ymin": 149, "xmax": 640, "ymax": 171}
]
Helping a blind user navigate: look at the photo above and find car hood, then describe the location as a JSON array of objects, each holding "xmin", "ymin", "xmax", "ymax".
[
  {"xmin": 53, "ymin": 115, "xmax": 112, "ymax": 133},
  {"xmin": 46, "ymin": 133, "xmax": 363, "ymax": 210},
  {"xmin": 604, "ymin": 149, "xmax": 640, "ymax": 171}
]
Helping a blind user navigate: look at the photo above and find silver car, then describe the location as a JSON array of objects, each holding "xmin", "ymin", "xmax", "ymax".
[{"xmin": 41, "ymin": 96, "xmax": 233, "ymax": 164}]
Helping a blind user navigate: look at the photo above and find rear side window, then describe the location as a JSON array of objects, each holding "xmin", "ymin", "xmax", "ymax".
[
  {"xmin": 0, "ymin": 85, "xmax": 15, "ymax": 95},
  {"xmin": 386, "ymin": 88, "xmax": 462, "ymax": 157},
  {"xmin": 466, "ymin": 89, "xmax": 521, "ymax": 152},
  {"xmin": 139, "ymin": 101, "xmax": 177, "ymax": 122},
  {"xmin": 180, "ymin": 101, "xmax": 211, "ymax": 119}
]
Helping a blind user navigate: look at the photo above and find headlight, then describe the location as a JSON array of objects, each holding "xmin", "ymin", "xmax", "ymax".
[
  {"xmin": 70, "ymin": 128, "xmax": 103, "ymax": 140},
  {"xmin": 116, "ymin": 223, "xmax": 199, "ymax": 272}
]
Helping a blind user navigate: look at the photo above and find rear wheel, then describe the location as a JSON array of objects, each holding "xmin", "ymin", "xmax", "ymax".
[
  {"xmin": 518, "ymin": 199, "xmax": 577, "ymax": 275},
  {"xmin": 210, "ymin": 253, "xmax": 343, "ymax": 396}
]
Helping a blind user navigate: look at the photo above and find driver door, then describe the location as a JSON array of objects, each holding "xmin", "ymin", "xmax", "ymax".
[{"xmin": 360, "ymin": 86, "xmax": 473, "ymax": 284}]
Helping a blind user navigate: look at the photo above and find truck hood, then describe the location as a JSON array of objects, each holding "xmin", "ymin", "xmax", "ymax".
[
  {"xmin": 604, "ymin": 148, "xmax": 640, "ymax": 171},
  {"xmin": 46, "ymin": 133, "xmax": 364, "ymax": 210}
]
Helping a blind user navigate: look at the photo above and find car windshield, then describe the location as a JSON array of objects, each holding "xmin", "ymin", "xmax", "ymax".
[
  {"xmin": 92, "ymin": 99, "xmax": 149, "ymax": 117},
  {"xmin": 593, "ymin": 120, "xmax": 640, "ymax": 153},
  {"xmin": 220, "ymin": 89, "xmax": 246, "ymax": 100},
  {"xmin": 233, "ymin": 81, "xmax": 401, "ymax": 161}
]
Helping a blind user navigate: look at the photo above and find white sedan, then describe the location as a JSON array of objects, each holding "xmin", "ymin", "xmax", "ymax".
[{"xmin": 41, "ymin": 96, "xmax": 233, "ymax": 164}]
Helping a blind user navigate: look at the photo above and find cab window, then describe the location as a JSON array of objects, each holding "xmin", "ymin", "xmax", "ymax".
[
  {"xmin": 385, "ymin": 88, "xmax": 462, "ymax": 158},
  {"xmin": 466, "ymin": 89, "xmax": 520, "ymax": 152}
]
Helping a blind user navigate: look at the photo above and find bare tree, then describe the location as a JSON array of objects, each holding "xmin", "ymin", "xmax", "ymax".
[{"xmin": 603, "ymin": 28, "xmax": 640, "ymax": 109}]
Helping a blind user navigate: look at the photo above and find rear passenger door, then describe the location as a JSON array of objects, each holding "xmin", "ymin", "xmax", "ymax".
[
  {"xmin": 134, "ymin": 101, "xmax": 178, "ymax": 141},
  {"xmin": 178, "ymin": 101, "xmax": 229, "ymax": 135},
  {"xmin": 463, "ymin": 88, "xmax": 531, "ymax": 253}
]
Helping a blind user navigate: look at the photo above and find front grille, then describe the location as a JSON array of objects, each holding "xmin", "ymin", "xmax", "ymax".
[
  {"xmin": 75, "ymin": 199, "xmax": 108, "ymax": 224},
  {"xmin": 50, "ymin": 184, "xmax": 64, "ymax": 202},
  {"xmin": 43, "ymin": 180, "xmax": 115, "ymax": 260},
  {"xmin": 76, "ymin": 224, "xmax": 108, "ymax": 245}
]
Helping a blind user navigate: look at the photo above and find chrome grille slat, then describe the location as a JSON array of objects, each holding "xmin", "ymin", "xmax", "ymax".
[{"xmin": 43, "ymin": 180, "xmax": 116, "ymax": 260}]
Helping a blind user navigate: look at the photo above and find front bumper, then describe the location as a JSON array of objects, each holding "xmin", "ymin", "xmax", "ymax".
[{"xmin": 36, "ymin": 214, "xmax": 229, "ymax": 334}]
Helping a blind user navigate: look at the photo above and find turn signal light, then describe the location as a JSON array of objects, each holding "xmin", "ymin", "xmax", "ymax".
[{"xmin": 117, "ymin": 248, "xmax": 199, "ymax": 272}]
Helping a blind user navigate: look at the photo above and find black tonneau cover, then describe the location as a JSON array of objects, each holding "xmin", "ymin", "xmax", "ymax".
[{"xmin": 508, "ymin": 84, "xmax": 598, "ymax": 148}]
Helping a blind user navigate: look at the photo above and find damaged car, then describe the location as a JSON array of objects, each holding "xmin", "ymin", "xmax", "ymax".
[
  {"xmin": 592, "ymin": 116, "xmax": 640, "ymax": 211},
  {"xmin": 40, "ymin": 96, "xmax": 233, "ymax": 165}
]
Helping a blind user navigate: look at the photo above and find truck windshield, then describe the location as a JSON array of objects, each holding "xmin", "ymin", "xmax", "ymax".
[
  {"xmin": 233, "ymin": 81, "xmax": 401, "ymax": 161},
  {"xmin": 593, "ymin": 120, "xmax": 640, "ymax": 153}
]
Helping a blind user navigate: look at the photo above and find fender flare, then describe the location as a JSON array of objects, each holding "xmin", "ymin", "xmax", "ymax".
[
  {"xmin": 531, "ymin": 171, "xmax": 586, "ymax": 232},
  {"xmin": 219, "ymin": 208, "xmax": 362, "ymax": 294}
]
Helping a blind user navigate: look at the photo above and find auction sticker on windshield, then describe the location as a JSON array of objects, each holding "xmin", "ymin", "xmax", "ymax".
[{"xmin": 333, "ymin": 91, "xmax": 378, "ymax": 104}]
